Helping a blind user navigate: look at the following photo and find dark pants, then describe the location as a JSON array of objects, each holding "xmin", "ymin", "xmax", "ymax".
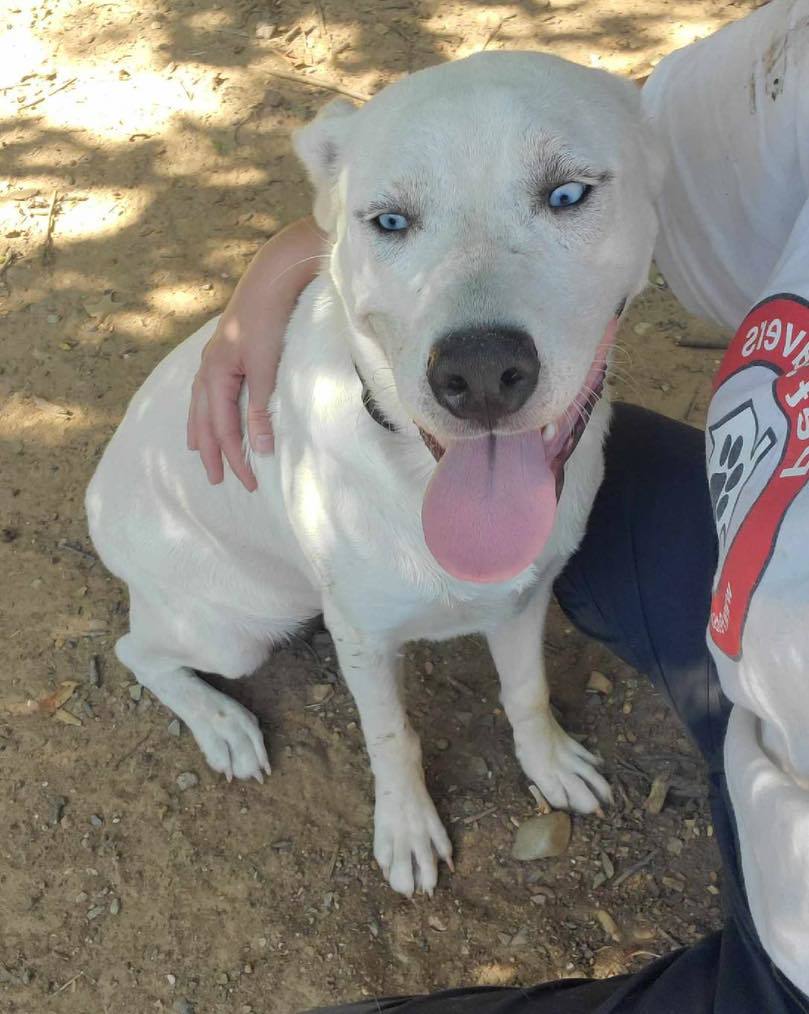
[{"xmin": 312, "ymin": 405, "xmax": 809, "ymax": 1014}]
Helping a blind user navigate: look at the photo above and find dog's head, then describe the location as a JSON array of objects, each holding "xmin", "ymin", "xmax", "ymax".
[{"xmin": 294, "ymin": 52, "xmax": 664, "ymax": 582}]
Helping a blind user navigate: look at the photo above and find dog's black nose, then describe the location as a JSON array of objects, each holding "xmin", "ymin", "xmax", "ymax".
[{"xmin": 427, "ymin": 326, "xmax": 539, "ymax": 426}]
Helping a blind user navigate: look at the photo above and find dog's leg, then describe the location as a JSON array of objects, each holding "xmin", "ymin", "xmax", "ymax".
[
  {"xmin": 324, "ymin": 599, "xmax": 452, "ymax": 896},
  {"xmin": 486, "ymin": 584, "xmax": 611, "ymax": 813},
  {"xmin": 116, "ymin": 634, "xmax": 271, "ymax": 782}
]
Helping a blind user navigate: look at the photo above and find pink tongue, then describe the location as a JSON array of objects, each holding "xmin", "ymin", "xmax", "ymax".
[{"xmin": 421, "ymin": 430, "xmax": 556, "ymax": 584}]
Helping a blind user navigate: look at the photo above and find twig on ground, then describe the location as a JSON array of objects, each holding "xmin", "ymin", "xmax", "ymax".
[
  {"xmin": 482, "ymin": 14, "xmax": 516, "ymax": 49},
  {"xmin": 265, "ymin": 66, "xmax": 368, "ymax": 102},
  {"xmin": 54, "ymin": 970, "xmax": 84, "ymax": 994},
  {"xmin": 444, "ymin": 674, "xmax": 474, "ymax": 696},
  {"xmin": 612, "ymin": 850, "xmax": 657, "ymax": 888},
  {"xmin": 452, "ymin": 806, "xmax": 497, "ymax": 825},
  {"xmin": 58, "ymin": 539, "xmax": 97, "ymax": 563},
  {"xmin": 41, "ymin": 190, "xmax": 59, "ymax": 265},
  {"xmin": 114, "ymin": 732, "xmax": 152, "ymax": 770},
  {"xmin": 677, "ymin": 336, "xmax": 729, "ymax": 350},
  {"xmin": 326, "ymin": 843, "xmax": 340, "ymax": 879},
  {"xmin": 20, "ymin": 77, "xmax": 77, "ymax": 110}
]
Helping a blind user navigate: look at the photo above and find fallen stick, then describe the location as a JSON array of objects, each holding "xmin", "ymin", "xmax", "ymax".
[
  {"xmin": 41, "ymin": 189, "xmax": 58, "ymax": 265},
  {"xmin": 19, "ymin": 77, "xmax": 77, "ymax": 110},
  {"xmin": 677, "ymin": 336, "xmax": 729, "ymax": 350},
  {"xmin": 265, "ymin": 66, "xmax": 368, "ymax": 102},
  {"xmin": 612, "ymin": 850, "xmax": 657, "ymax": 888}
]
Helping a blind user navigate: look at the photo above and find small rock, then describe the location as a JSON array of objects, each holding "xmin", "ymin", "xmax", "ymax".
[
  {"xmin": 308, "ymin": 683, "xmax": 332, "ymax": 705},
  {"xmin": 176, "ymin": 772, "xmax": 199, "ymax": 792},
  {"xmin": 435, "ymin": 738, "xmax": 449, "ymax": 751},
  {"xmin": 512, "ymin": 811, "xmax": 572, "ymax": 861},
  {"xmin": 109, "ymin": 897, "xmax": 120, "ymax": 915},
  {"xmin": 666, "ymin": 836, "xmax": 684, "ymax": 856},
  {"xmin": 428, "ymin": 915, "xmax": 447, "ymax": 932},
  {"xmin": 87, "ymin": 655, "xmax": 101, "ymax": 687},
  {"xmin": 529, "ymin": 893, "xmax": 547, "ymax": 906},
  {"xmin": 87, "ymin": 905, "xmax": 105, "ymax": 920},
  {"xmin": 173, "ymin": 1001, "xmax": 195, "ymax": 1014},
  {"xmin": 469, "ymin": 755, "xmax": 489, "ymax": 779},
  {"xmin": 89, "ymin": 814, "xmax": 103, "ymax": 828},
  {"xmin": 600, "ymin": 850, "xmax": 615, "ymax": 879},
  {"xmin": 508, "ymin": 926, "xmax": 530, "ymax": 949},
  {"xmin": 167, "ymin": 719, "xmax": 181, "ymax": 737},
  {"xmin": 255, "ymin": 21, "xmax": 276, "ymax": 38},
  {"xmin": 662, "ymin": 875, "xmax": 684, "ymax": 892},
  {"xmin": 595, "ymin": 908, "xmax": 622, "ymax": 942},
  {"xmin": 46, "ymin": 312, "xmax": 60, "ymax": 324},
  {"xmin": 49, "ymin": 796, "xmax": 67, "ymax": 826},
  {"xmin": 128, "ymin": 684, "xmax": 143, "ymax": 702},
  {"xmin": 311, "ymin": 630, "xmax": 332, "ymax": 653},
  {"xmin": 592, "ymin": 945, "xmax": 627, "ymax": 978},
  {"xmin": 586, "ymin": 670, "xmax": 613, "ymax": 695},
  {"xmin": 645, "ymin": 774, "xmax": 670, "ymax": 815},
  {"xmin": 215, "ymin": 971, "xmax": 229, "ymax": 986},
  {"xmin": 166, "ymin": 974, "xmax": 177, "ymax": 986},
  {"xmin": 633, "ymin": 321, "xmax": 652, "ymax": 335},
  {"xmin": 424, "ymin": 660, "xmax": 434, "ymax": 675},
  {"xmin": 75, "ymin": 891, "xmax": 88, "ymax": 904}
]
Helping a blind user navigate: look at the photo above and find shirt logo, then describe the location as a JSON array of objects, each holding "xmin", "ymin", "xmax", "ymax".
[{"xmin": 709, "ymin": 295, "xmax": 809, "ymax": 659}]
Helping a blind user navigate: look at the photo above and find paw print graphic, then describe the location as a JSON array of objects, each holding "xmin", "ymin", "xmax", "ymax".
[
  {"xmin": 707, "ymin": 400, "xmax": 776, "ymax": 548},
  {"xmin": 710, "ymin": 431, "xmax": 745, "ymax": 523}
]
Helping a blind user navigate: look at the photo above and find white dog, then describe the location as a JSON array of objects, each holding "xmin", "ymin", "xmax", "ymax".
[{"xmin": 87, "ymin": 51, "xmax": 662, "ymax": 896}]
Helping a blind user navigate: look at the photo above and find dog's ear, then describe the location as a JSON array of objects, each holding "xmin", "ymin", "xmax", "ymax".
[{"xmin": 293, "ymin": 98, "xmax": 359, "ymax": 232}]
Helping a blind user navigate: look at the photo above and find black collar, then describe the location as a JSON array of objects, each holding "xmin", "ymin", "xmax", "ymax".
[{"xmin": 355, "ymin": 364, "xmax": 399, "ymax": 433}]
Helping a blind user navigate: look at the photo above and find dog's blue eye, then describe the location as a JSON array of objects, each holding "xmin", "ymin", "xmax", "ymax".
[
  {"xmin": 374, "ymin": 212, "xmax": 409, "ymax": 232},
  {"xmin": 548, "ymin": 182, "xmax": 589, "ymax": 209}
]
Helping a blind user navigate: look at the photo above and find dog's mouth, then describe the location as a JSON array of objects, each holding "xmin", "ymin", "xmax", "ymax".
[
  {"xmin": 419, "ymin": 320, "xmax": 616, "ymax": 585},
  {"xmin": 417, "ymin": 362, "xmax": 606, "ymax": 479}
]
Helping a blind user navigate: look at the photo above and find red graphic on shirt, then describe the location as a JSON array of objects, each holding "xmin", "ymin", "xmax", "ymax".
[{"xmin": 709, "ymin": 296, "xmax": 809, "ymax": 659}]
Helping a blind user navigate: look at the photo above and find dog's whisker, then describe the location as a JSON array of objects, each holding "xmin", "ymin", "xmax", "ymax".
[{"xmin": 267, "ymin": 253, "xmax": 331, "ymax": 288}]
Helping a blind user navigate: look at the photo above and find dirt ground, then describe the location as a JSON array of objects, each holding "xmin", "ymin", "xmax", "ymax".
[{"xmin": 1, "ymin": 1, "xmax": 755, "ymax": 1012}]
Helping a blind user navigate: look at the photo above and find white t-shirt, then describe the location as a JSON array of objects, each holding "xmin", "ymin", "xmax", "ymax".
[{"xmin": 643, "ymin": 0, "xmax": 809, "ymax": 996}]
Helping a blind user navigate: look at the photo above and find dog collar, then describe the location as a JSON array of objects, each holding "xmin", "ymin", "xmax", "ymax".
[{"xmin": 355, "ymin": 364, "xmax": 399, "ymax": 433}]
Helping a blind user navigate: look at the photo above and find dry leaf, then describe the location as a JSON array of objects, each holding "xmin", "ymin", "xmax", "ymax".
[
  {"xmin": 53, "ymin": 708, "xmax": 82, "ymax": 726},
  {"xmin": 2, "ymin": 680, "xmax": 78, "ymax": 717}
]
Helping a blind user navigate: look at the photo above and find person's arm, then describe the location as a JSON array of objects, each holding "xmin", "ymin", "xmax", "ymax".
[{"xmin": 187, "ymin": 216, "xmax": 327, "ymax": 490}]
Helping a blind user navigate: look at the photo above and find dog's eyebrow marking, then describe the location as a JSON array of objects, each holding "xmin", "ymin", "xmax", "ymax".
[
  {"xmin": 526, "ymin": 148, "xmax": 613, "ymax": 213},
  {"xmin": 354, "ymin": 182, "xmax": 425, "ymax": 229}
]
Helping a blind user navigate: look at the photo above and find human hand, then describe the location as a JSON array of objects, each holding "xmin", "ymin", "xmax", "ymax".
[{"xmin": 186, "ymin": 217, "xmax": 326, "ymax": 491}]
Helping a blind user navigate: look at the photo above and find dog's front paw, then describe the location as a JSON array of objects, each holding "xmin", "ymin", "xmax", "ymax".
[
  {"xmin": 516, "ymin": 715, "xmax": 611, "ymax": 814},
  {"xmin": 186, "ymin": 688, "xmax": 271, "ymax": 783},
  {"xmin": 373, "ymin": 781, "xmax": 453, "ymax": 896}
]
